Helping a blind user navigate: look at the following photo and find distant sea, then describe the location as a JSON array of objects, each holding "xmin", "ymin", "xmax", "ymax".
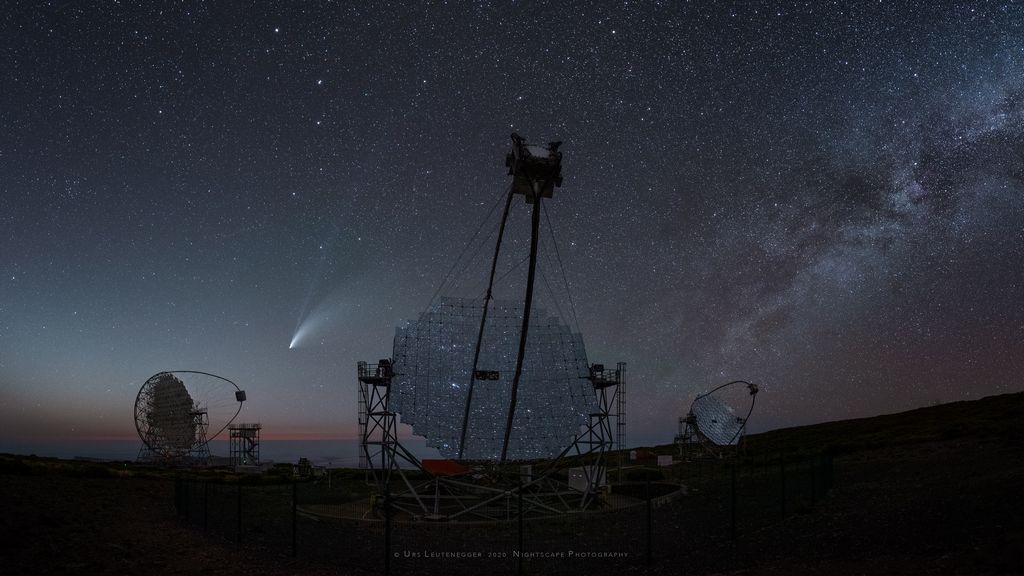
[{"xmin": 0, "ymin": 438, "xmax": 443, "ymax": 468}]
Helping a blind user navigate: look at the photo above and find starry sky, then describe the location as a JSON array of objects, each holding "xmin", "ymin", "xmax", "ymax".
[{"xmin": 2, "ymin": 1, "xmax": 1023, "ymax": 449}]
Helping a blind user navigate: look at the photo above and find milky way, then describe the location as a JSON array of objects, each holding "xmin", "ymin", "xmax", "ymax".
[{"xmin": 1, "ymin": 2, "xmax": 1022, "ymax": 445}]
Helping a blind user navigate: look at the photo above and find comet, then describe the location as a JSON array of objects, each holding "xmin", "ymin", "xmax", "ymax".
[
  {"xmin": 288, "ymin": 298, "xmax": 345, "ymax": 349},
  {"xmin": 289, "ymin": 310, "xmax": 327, "ymax": 349}
]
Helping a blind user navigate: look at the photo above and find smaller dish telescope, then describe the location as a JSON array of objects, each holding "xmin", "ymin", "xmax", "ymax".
[
  {"xmin": 134, "ymin": 371, "xmax": 245, "ymax": 465},
  {"xmin": 675, "ymin": 380, "xmax": 759, "ymax": 458}
]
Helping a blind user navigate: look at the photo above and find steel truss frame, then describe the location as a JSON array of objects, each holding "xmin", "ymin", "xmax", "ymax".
[
  {"xmin": 357, "ymin": 360, "xmax": 625, "ymax": 521},
  {"xmin": 137, "ymin": 406, "xmax": 210, "ymax": 465},
  {"xmin": 229, "ymin": 423, "xmax": 262, "ymax": 466}
]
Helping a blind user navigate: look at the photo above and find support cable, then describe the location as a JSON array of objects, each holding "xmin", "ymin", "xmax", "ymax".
[
  {"xmin": 537, "ymin": 259, "xmax": 567, "ymax": 327},
  {"xmin": 445, "ymin": 221, "xmax": 500, "ymax": 296},
  {"xmin": 427, "ymin": 185, "xmax": 510, "ymax": 311},
  {"xmin": 541, "ymin": 202, "xmax": 581, "ymax": 334},
  {"xmin": 473, "ymin": 253, "xmax": 530, "ymax": 299}
]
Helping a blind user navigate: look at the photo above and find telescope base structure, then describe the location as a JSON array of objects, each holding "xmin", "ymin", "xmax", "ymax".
[
  {"xmin": 357, "ymin": 360, "xmax": 624, "ymax": 521},
  {"xmin": 675, "ymin": 380, "xmax": 759, "ymax": 460},
  {"xmin": 136, "ymin": 409, "xmax": 211, "ymax": 467}
]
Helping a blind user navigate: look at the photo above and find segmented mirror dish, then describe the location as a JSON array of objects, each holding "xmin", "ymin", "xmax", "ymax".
[{"xmin": 391, "ymin": 297, "xmax": 594, "ymax": 460}]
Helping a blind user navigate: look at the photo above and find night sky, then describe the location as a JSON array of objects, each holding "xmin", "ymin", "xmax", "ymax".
[{"xmin": 2, "ymin": 1, "xmax": 1023, "ymax": 448}]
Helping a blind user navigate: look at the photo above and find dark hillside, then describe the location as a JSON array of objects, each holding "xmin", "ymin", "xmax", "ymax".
[{"xmin": 2, "ymin": 391, "xmax": 1022, "ymax": 575}]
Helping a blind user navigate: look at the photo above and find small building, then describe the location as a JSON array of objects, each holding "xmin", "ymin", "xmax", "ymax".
[{"xmin": 630, "ymin": 448, "xmax": 655, "ymax": 461}]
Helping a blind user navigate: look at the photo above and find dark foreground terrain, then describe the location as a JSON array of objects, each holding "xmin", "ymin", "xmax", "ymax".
[{"xmin": 2, "ymin": 392, "xmax": 1023, "ymax": 575}]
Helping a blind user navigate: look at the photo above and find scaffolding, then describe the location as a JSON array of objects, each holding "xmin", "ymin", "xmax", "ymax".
[
  {"xmin": 136, "ymin": 407, "xmax": 210, "ymax": 465},
  {"xmin": 356, "ymin": 357, "xmax": 623, "ymax": 519},
  {"xmin": 358, "ymin": 360, "xmax": 425, "ymax": 503},
  {"xmin": 229, "ymin": 423, "xmax": 261, "ymax": 466},
  {"xmin": 358, "ymin": 375, "xmax": 368, "ymax": 469},
  {"xmin": 616, "ymin": 362, "xmax": 626, "ymax": 450}
]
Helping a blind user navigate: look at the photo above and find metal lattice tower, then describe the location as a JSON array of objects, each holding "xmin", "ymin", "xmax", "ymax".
[
  {"xmin": 357, "ymin": 377, "xmax": 368, "ymax": 469},
  {"xmin": 358, "ymin": 360, "xmax": 421, "ymax": 494},
  {"xmin": 616, "ymin": 362, "xmax": 626, "ymax": 450},
  {"xmin": 229, "ymin": 423, "xmax": 261, "ymax": 466}
]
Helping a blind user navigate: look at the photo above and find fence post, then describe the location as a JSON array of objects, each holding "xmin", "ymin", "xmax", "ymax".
[
  {"xmin": 779, "ymin": 455, "xmax": 786, "ymax": 517},
  {"xmin": 645, "ymin": 476, "xmax": 652, "ymax": 566},
  {"xmin": 184, "ymin": 479, "xmax": 190, "ymax": 522},
  {"xmin": 810, "ymin": 456, "xmax": 817, "ymax": 508},
  {"xmin": 384, "ymin": 482, "xmax": 392, "ymax": 576},
  {"xmin": 826, "ymin": 452, "xmax": 834, "ymax": 491},
  {"xmin": 203, "ymin": 481, "xmax": 209, "ymax": 531},
  {"xmin": 292, "ymin": 481, "xmax": 298, "ymax": 558},
  {"xmin": 517, "ymin": 480, "xmax": 523, "ymax": 576},
  {"xmin": 236, "ymin": 483, "xmax": 242, "ymax": 544},
  {"xmin": 730, "ymin": 461, "xmax": 737, "ymax": 541}
]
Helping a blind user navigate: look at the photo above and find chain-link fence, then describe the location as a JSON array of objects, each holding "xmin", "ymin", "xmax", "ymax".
[{"xmin": 174, "ymin": 451, "xmax": 834, "ymax": 575}]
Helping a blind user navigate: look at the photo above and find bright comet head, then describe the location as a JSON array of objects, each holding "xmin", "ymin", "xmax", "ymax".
[{"xmin": 289, "ymin": 306, "xmax": 338, "ymax": 349}]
